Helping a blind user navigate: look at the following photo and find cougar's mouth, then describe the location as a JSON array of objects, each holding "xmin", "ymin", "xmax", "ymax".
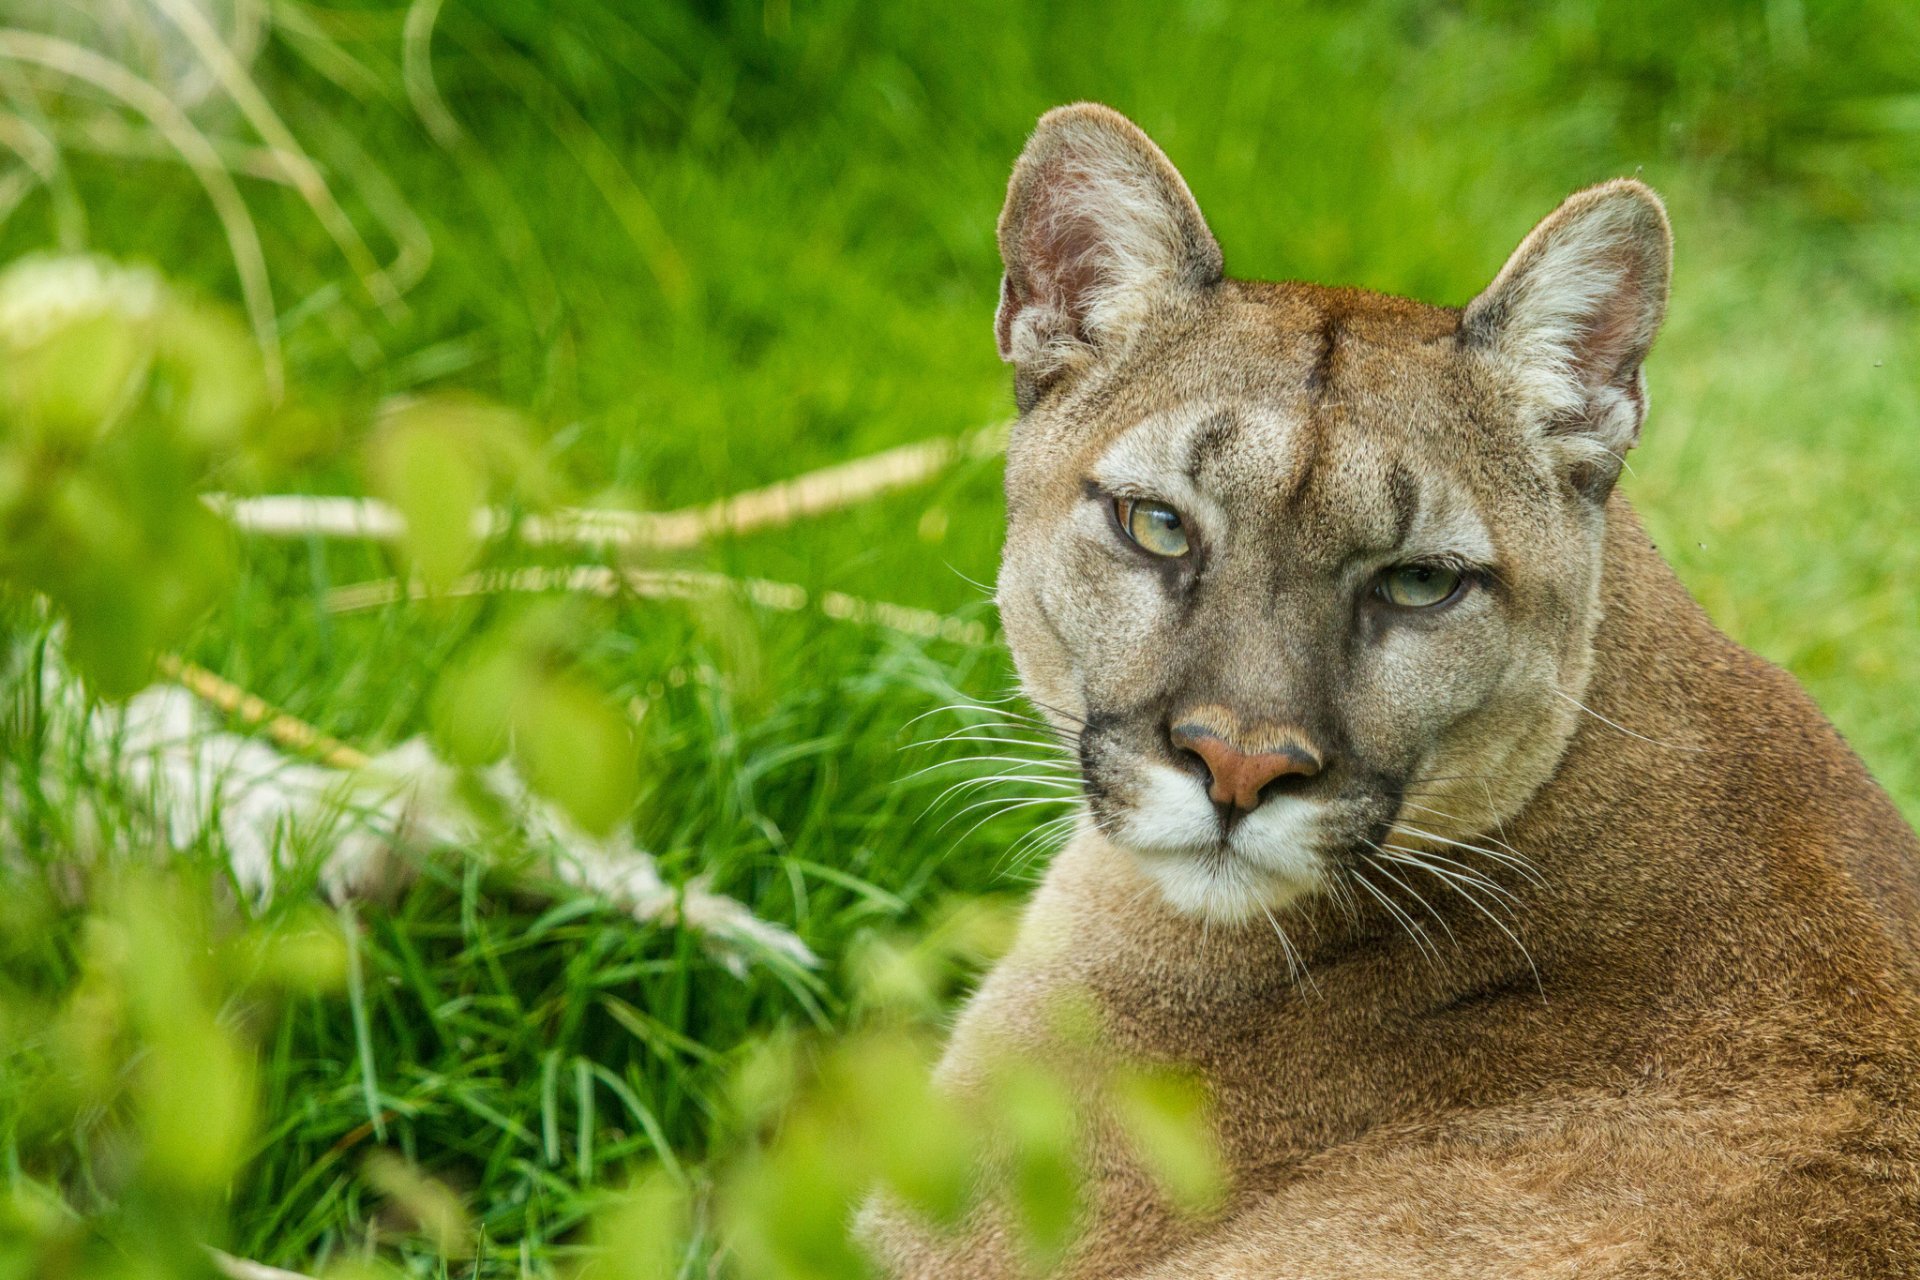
[{"xmin": 1087, "ymin": 756, "xmax": 1331, "ymax": 921}]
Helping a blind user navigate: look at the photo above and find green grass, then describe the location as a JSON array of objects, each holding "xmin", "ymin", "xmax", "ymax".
[{"xmin": 3, "ymin": 1, "xmax": 1919, "ymax": 1275}]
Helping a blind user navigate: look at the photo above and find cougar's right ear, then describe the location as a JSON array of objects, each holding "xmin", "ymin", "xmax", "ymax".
[{"xmin": 996, "ymin": 104, "xmax": 1223, "ymax": 408}]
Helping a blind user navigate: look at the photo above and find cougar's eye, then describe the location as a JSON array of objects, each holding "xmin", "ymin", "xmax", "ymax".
[
  {"xmin": 1377, "ymin": 563, "xmax": 1464, "ymax": 608},
  {"xmin": 1116, "ymin": 498, "xmax": 1190, "ymax": 558}
]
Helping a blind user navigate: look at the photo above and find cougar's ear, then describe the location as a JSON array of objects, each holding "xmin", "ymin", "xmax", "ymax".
[
  {"xmin": 1462, "ymin": 180, "xmax": 1671, "ymax": 498},
  {"xmin": 996, "ymin": 104, "xmax": 1223, "ymax": 407}
]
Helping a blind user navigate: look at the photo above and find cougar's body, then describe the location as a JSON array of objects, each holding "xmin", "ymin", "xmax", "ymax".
[{"xmin": 864, "ymin": 106, "xmax": 1920, "ymax": 1276}]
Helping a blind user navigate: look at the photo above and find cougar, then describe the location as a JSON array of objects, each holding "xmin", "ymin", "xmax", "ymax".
[{"xmin": 862, "ymin": 104, "xmax": 1920, "ymax": 1277}]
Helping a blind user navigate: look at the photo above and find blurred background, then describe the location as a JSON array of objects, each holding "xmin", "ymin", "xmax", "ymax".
[{"xmin": 0, "ymin": 1, "xmax": 1916, "ymax": 1276}]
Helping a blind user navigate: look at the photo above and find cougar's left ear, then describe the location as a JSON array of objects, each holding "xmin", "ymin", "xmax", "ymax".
[
  {"xmin": 1462, "ymin": 180, "xmax": 1672, "ymax": 498},
  {"xmin": 997, "ymin": 104, "xmax": 1223, "ymax": 409}
]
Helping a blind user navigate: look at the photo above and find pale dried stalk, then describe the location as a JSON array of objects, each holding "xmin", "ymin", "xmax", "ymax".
[
  {"xmin": 155, "ymin": 653, "xmax": 369, "ymax": 769},
  {"xmin": 207, "ymin": 421, "xmax": 1010, "ymax": 552},
  {"xmin": 322, "ymin": 565, "xmax": 994, "ymax": 647}
]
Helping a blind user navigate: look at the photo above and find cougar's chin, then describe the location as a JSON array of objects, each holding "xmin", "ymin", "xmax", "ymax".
[{"xmin": 1103, "ymin": 762, "xmax": 1326, "ymax": 923}]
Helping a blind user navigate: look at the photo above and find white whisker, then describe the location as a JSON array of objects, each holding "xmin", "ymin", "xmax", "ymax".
[
  {"xmin": 1378, "ymin": 845, "xmax": 1520, "ymax": 907},
  {"xmin": 1376, "ymin": 850, "xmax": 1544, "ymax": 999},
  {"xmin": 900, "ymin": 754, "xmax": 1076, "ymax": 784},
  {"xmin": 1552, "ymin": 687, "xmax": 1703, "ymax": 753},
  {"xmin": 1363, "ymin": 849, "xmax": 1458, "ymax": 946},
  {"xmin": 929, "ymin": 775, "xmax": 1081, "ymax": 808},
  {"xmin": 1257, "ymin": 898, "xmax": 1318, "ymax": 995},
  {"xmin": 1392, "ymin": 823, "xmax": 1545, "ymax": 886},
  {"xmin": 942, "ymin": 794, "xmax": 1081, "ymax": 846},
  {"xmin": 1350, "ymin": 862, "xmax": 1441, "ymax": 967}
]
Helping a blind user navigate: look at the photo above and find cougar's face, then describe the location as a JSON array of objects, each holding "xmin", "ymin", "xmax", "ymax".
[
  {"xmin": 989, "ymin": 107, "xmax": 1667, "ymax": 922},
  {"xmin": 997, "ymin": 297, "xmax": 1601, "ymax": 921}
]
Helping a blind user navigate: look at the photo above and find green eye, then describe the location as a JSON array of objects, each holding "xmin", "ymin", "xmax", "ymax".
[
  {"xmin": 1377, "ymin": 563, "xmax": 1464, "ymax": 608},
  {"xmin": 1117, "ymin": 498, "xmax": 1190, "ymax": 558}
]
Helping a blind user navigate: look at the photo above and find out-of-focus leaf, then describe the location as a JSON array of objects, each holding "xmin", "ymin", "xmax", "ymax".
[
  {"xmin": 993, "ymin": 1059, "xmax": 1082, "ymax": 1268},
  {"xmin": 363, "ymin": 1151, "xmax": 476, "ymax": 1260},
  {"xmin": 513, "ymin": 669, "xmax": 640, "ymax": 837},
  {"xmin": 112, "ymin": 874, "xmax": 256, "ymax": 1194},
  {"xmin": 4, "ymin": 309, "xmax": 151, "ymax": 443},
  {"xmin": 225, "ymin": 905, "xmax": 349, "ymax": 996},
  {"xmin": 430, "ymin": 633, "xmax": 518, "ymax": 767},
  {"xmin": 1111, "ymin": 1066, "xmax": 1226, "ymax": 1216},
  {"xmin": 574, "ymin": 1169, "xmax": 687, "ymax": 1280},
  {"xmin": 365, "ymin": 393, "xmax": 551, "ymax": 592},
  {"xmin": 847, "ymin": 931, "xmax": 943, "ymax": 1017},
  {"xmin": 724, "ymin": 1106, "xmax": 870, "ymax": 1280},
  {"xmin": 840, "ymin": 1034, "xmax": 975, "ymax": 1226},
  {"xmin": 152, "ymin": 301, "xmax": 267, "ymax": 448},
  {"xmin": 429, "ymin": 602, "xmax": 640, "ymax": 834},
  {"xmin": 366, "ymin": 402, "xmax": 488, "ymax": 591},
  {"xmin": 728, "ymin": 1030, "xmax": 803, "ymax": 1132},
  {"xmin": 0, "ymin": 256, "xmax": 263, "ymax": 694}
]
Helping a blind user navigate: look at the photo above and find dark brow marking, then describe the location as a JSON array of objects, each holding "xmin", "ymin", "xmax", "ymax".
[
  {"xmin": 1304, "ymin": 312, "xmax": 1340, "ymax": 402},
  {"xmin": 1185, "ymin": 410, "xmax": 1237, "ymax": 483},
  {"xmin": 1387, "ymin": 462, "xmax": 1420, "ymax": 548},
  {"xmin": 1285, "ymin": 311, "xmax": 1341, "ymax": 510}
]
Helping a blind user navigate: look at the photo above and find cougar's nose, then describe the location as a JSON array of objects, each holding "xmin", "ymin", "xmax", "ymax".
[{"xmin": 1170, "ymin": 723, "xmax": 1323, "ymax": 813}]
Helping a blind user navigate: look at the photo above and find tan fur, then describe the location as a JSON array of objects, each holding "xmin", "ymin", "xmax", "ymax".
[{"xmin": 862, "ymin": 104, "xmax": 1920, "ymax": 1276}]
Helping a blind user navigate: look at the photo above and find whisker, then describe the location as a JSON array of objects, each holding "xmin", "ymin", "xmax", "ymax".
[
  {"xmin": 1363, "ymin": 847, "xmax": 1458, "ymax": 946},
  {"xmin": 1326, "ymin": 866, "xmax": 1363, "ymax": 924},
  {"xmin": 941, "ymin": 561, "xmax": 999, "ymax": 600},
  {"xmin": 1394, "ymin": 800, "xmax": 1525, "ymax": 855},
  {"xmin": 910, "ymin": 717, "xmax": 1075, "ymax": 736},
  {"xmin": 996, "ymin": 819, "xmax": 1081, "ymax": 882},
  {"xmin": 1397, "ymin": 782, "xmax": 1528, "ymax": 871},
  {"xmin": 1021, "ymin": 695, "xmax": 1092, "ymax": 729},
  {"xmin": 1552, "ymin": 687, "xmax": 1704, "ymax": 754},
  {"xmin": 1379, "ymin": 849, "xmax": 1544, "ymax": 999},
  {"xmin": 903, "ymin": 693, "xmax": 1046, "ymax": 723},
  {"xmin": 1349, "ymin": 862, "xmax": 1441, "ymax": 967},
  {"xmin": 932, "ymin": 783, "xmax": 1081, "ymax": 820},
  {"xmin": 929, "ymin": 775, "xmax": 1081, "ymax": 809},
  {"xmin": 906, "ymin": 729, "xmax": 1027, "ymax": 750},
  {"xmin": 903, "ymin": 716, "xmax": 1042, "ymax": 736},
  {"xmin": 940, "ymin": 794, "xmax": 1081, "ymax": 844},
  {"xmin": 1392, "ymin": 824, "xmax": 1545, "ymax": 886},
  {"xmin": 1003, "ymin": 811, "xmax": 1080, "ymax": 859},
  {"xmin": 1257, "ymin": 899, "xmax": 1318, "ymax": 995},
  {"xmin": 1378, "ymin": 845, "xmax": 1520, "ymax": 909},
  {"xmin": 902, "ymin": 702, "xmax": 1080, "ymax": 745},
  {"xmin": 1119, "ymin": 878, "xmax": 1163, "ymax": 916},
  {"xmin": 905, "ymin": 732, "xmax": 1077, "ymax": 756},
  {"xmin": 899, "ymin": 753, "xmax": 1077, "ymax": 784}
]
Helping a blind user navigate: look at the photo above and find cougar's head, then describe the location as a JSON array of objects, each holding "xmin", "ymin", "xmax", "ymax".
[{"xmin": 992, "ymin": 104, "xmax": 1671, "ymax": 922}]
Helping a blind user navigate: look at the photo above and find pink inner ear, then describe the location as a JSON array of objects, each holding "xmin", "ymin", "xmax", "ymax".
[
  {"xmin": 1008, "ymin": 159, "xmax": 1117, "ymax": 352},
  {"xmin": 1574, "ymin": 249, "xmax": 1649, "ymax": 389}
]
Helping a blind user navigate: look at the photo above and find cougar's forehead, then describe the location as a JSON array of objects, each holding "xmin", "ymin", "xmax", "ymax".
[
  {"xmin": 1027, "ymin": 286, "xmax": 1488, "ymax": 481},
  {"xmin": 1082, "ymin": 396, "xmax": 1499, "ymax": 576}
]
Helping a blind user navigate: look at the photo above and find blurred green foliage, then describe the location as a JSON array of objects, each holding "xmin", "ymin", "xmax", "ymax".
[
  {"xmin": 0, "ymin": 0, "xmax": 1916, "ymax": 1275},
  {"xmin": 0, "ymin": 256, "xmax": 263, "ymax": 693},
  {"xmin": 0, "ymin": 866, "xmax": 346, "ymax": 1279},
  {"xmin": 430, "ymin": 600, "xmax": 642, "ymax": 836}
]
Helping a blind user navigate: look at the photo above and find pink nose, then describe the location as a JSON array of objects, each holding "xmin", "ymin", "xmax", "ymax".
[{"xmin": 1170, "ymin": 724, "xmax": 1323, "ymax": 812}]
